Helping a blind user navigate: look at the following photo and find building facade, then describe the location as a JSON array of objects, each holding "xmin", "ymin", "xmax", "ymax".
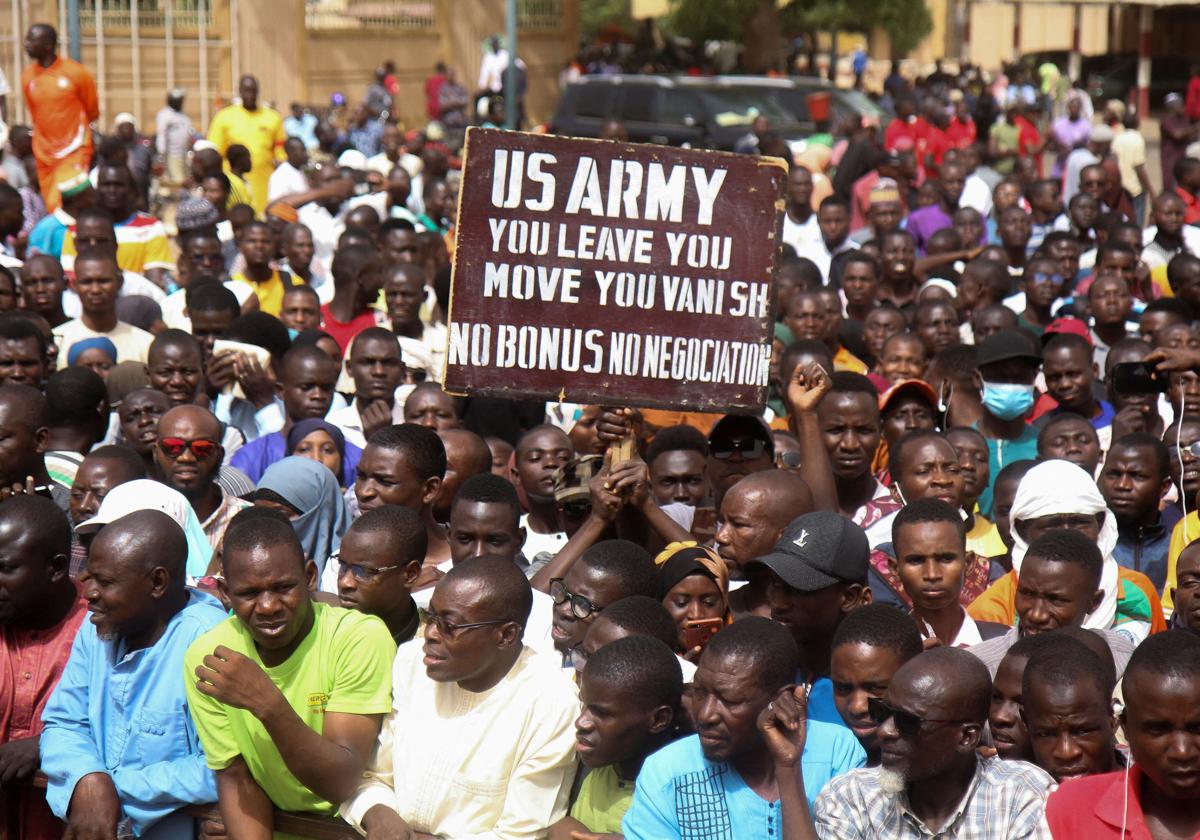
[{"xmin": 0, "ymin": 0, "xmax": 580, "ymax": 132}]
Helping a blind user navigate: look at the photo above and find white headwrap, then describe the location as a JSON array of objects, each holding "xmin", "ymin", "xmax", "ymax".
[{"xmin": 1009, "ymin": 459, "xmax": 1120, "ymax": 632}]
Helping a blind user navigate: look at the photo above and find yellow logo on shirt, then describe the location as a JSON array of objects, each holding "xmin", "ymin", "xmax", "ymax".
[{"xmin": 307, "ymin": 692, "xmax": 329, "ymax": 712}]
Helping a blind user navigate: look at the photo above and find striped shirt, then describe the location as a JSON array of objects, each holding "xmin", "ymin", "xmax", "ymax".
[
  {"xmin": 813, "ymin": 757, "xmax": 1054, "ymax": 839},
  {"xmin": 61, "ymin": 211, "xmax": 176, "ymax": 275}
]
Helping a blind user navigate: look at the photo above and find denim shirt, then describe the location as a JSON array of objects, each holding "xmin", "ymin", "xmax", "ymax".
[{"xmin": 40, "ymin": 590, "xmax": 227, "ymax": 840}]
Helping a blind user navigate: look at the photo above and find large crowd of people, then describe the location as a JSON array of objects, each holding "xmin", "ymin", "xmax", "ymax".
[{"xmin": 2, "ymin": 20, "xmax": 1200, "ymax": 840}]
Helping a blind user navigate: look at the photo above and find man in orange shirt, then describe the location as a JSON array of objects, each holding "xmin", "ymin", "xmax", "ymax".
[{"xmin": 21, "ymin": 24, "xmax": 99, "ymax": 212}]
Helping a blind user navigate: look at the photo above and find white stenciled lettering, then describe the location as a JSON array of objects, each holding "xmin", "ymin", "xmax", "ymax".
[
  {"xmin": 488, "ymin": 217, "xmax": 507, "ymax": 251},
  {"xmin": 491, "ymin": 149, "xmax": 557, "ymax": 210},
  {"xmin": 645, "ymin": 164, "xmax": 686, "ymax": 223},
  {"xmin": 594, "ymin": 269, "xmax": 616, "ymax": 305},
  {"xmin": 564, "ymin": 156, "xmax": 605, "ymax": 217},
  {"xmin": 691, "ymin": 167, "xmax": 727, "ymax": 226}
]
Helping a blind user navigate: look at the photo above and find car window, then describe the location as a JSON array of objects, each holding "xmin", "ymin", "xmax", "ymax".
[
  {"xmin": 697, "ymin": 88, "xmax": 795, "ymax": 127},
  {"xmin": 768, "ymin": 88, "xmax": 811, "ymax": 122},
  {"xmin": 572, "ymin": 85, "xmax": 615, "ymax": 120},
  {"xmin": 616, "ymin": 85, "xmax": 659, "ymax": 123},
  {"xmin": 659, "ymin": 90, "xmax": 705, "ymax": 127}
]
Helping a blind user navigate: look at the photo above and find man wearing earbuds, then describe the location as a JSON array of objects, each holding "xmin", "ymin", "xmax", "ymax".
[{"xmin": 1044, "ymin": 629, "xmax": 1200, "ymax": 839}]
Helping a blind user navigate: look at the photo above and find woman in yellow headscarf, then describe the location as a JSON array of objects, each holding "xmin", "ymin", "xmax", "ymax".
[{"xmin": 654, "ymin": 541, "xmax": 732, "ymax": 656}]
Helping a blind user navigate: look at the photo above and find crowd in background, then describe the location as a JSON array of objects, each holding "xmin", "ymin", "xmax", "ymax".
[{"xmin": 0, "ymin": 19, "xmax": 1200, "ymax": 840}]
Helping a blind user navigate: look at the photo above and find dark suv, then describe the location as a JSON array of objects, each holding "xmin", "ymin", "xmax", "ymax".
[
  {"xmin": 549, "ymin": 75, "xmax": 807, "ymax": 149},
  {"xmin": 549, "ymin": 74, "xmax": 888, "ymax": 148}
]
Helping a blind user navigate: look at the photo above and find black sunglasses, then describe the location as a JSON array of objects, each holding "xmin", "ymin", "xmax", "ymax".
[
  {"xmin": 867, "ymin": 697, "xmax": 966, "ymax": 738},
  {"xmin": 711, "ymin": 438, "xmax": 766, "ymax": 460}
]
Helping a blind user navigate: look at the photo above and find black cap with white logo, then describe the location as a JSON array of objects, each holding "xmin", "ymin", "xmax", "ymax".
[{"xmin": 746, "ymin": 510, "xmax": 869, "ymax": 593}]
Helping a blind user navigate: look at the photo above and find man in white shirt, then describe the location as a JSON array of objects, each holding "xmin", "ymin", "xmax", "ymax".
[
  {"xmin": 341, "ymin": 556, "xmax": 578, "ymax": 839},
  {"xmin": 478, "ymin": 36, "xmax": 509, "ymax": 94},
  {"xmin": 267, "ymin": 138, "xmax": 310, "ymax": 203},
  {"xmin": 795, "ymin": 195, "xmax": 858, "ymax": 285},
  {"xmin": 53, "ymin": 250, "xmax": 152, "ymax": 368},
  {"xmin": 782, "ymin": 165, "xmax": 821, "ymax": 254},
  {"xmin": 384, "ymin": 262, "xmax": 447, "ymax": 380},
  {"xmin": 889, "ymin": 498, "xmax": 1008, "ymax": 648},
  {"xmin": 326, "ymin": 327, "xmax": 411, "ymax": 448}
]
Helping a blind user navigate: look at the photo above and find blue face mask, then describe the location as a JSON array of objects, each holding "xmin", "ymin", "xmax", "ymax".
[{"xmin": 981, "ymin": 381, "xmax": 1035, "ymax": 421}]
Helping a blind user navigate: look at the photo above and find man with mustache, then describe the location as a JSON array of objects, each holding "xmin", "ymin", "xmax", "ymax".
[
  {"xmin": 764, "ymin": 647, "xmax": 1055, "ymax": 838},
  {"xmin": 623, "ymin": 617, "xmax": 864, "ymax": 839}
]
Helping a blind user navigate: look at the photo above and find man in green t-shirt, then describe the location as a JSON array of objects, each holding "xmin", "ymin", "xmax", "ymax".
[
  {"xmin": 184, "ymin": 511, "xmax": 395, "ymax": 834},
  {"xmin": 549, "ymin": 635, "xmax": 681, "ymax": 838}
]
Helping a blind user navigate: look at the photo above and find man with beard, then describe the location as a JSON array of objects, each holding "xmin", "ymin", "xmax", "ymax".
[
  {"xmin": 622, "ymin": 617, "xmax": 863, "ymax": 838},
  {"xmin": 766, "ymin": 647, "xmax": 1055, "ymax": 838}
]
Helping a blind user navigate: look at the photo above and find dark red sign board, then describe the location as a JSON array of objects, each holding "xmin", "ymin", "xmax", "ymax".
[{"xmin": 443, "ymin": 128, "xmax": 787, "ymax": 412}]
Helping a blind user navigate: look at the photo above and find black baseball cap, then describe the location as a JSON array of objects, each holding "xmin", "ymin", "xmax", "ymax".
[
  {"xmin": 708, "ymin": 414, "xmax": 775, "ymax": 457},
  {"xmin": 747, "ymin": 510, "xmax": 869, "ymax": 592},
  {"xmin": 976, "ymin": 329, "xmax": 1042, "ymax": 368}
]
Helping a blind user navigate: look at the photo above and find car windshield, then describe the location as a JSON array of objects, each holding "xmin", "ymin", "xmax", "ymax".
[
  {"xmin": 834, "ymin": 89, "xmax": 886, "ymax": 118},
  {"xmin": 697, "ymin": 88, "xmax": 796, "ymax": 127}
]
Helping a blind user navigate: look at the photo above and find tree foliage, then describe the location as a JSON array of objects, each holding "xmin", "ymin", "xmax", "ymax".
[
  {"xmin": 581, "ymin": 0, "xmax": 635, "ymax": 38},
  {"xmin": 670, "ymin": 0, "xmax": 933, "ymax": 59}
]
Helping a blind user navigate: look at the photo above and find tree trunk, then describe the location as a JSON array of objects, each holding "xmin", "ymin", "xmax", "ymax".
[{"xmin": 742, "ymin": 0, "xmax": 781, "ymax": 74}]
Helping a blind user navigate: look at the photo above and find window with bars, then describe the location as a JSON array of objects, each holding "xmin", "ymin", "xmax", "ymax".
[
  {"xmin": 79, "ymin": 0, "xmax": 215, "ymax": 31},
  {"xmin": 305, "ymin": 0, "xmax": 436, "ymax": 30},
  {"xmin": 518, "ymin": 0, "xmax": 564, "ymax": 31}
]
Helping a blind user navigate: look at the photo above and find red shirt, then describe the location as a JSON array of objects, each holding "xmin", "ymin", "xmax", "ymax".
[
  {"xmin": 424, "ymin": 73, "xmax": 447, "ymax": 120},
  {"xmin": 1045, "ymin": 766, "xmax": 1180, "ymax": 840},
  {"xmin": 0, "ymin": 588, "xmax": 88, "ymax": 839},
  {"xmin": 1015, "ymin": 116, "xmax": 1044, "ymax": 176},
  {"xmin": 1177, "ymin": 185, "xmax": 1200, "ymax": 225},
  {"xmin": 1188, "ymin": 75, "xmax": 1200, "ymax": 122},
  {"xmin": 884, "ymin": 117, "xmax": 921, "ymax": 152},
  {"xmin": 320, "ymin": 304, "xmax": 382, "ymax": 353},
  {"xmin": 946, "ymin": 116, "xmax": 977, "ymax": 148},
  {"xmin": 924, "ymin": 125, "xmax": 952, "ymax": 172}
]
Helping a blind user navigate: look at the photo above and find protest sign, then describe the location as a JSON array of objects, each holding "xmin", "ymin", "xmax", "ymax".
[{"xmin": 443, "ymin": 128, "xmax": 787, "ymax": 412}]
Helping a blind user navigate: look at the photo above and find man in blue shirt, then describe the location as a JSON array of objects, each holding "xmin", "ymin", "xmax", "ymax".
[
  {"xmin": 40, "ymin": 509, "xmax": 226, "ymax": 840},
  {"xmin": 622, "ymin": 617, "xmax": 865, "ymax": 839},
  {"xmin": 746, "ymin": 510, "xmax": 874, "ymax": 729}
]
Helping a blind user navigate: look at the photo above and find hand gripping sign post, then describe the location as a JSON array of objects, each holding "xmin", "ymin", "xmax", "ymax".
[{"xmin": 443, "ymin": 128, "xmax": 788, "ymax": 460}]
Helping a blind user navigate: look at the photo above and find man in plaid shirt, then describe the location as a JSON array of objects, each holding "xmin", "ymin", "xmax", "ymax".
[{"xmin": 763, "ymin": 647, "xmax": 1054, "ymax": 839}]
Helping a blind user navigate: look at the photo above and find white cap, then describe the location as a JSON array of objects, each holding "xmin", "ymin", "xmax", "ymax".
[
  {"xmin": 75, "ymin": 479, "xmax": 193, "ymax": 536},
  {"xmin": 114, "ymin": 112, "xmax": 136, "ymax": 128},
  {"xmin": 337, "ymin": 149, "xmax": 367, "ymax": 170},
  {"xmin": 397, "ymin": 336, "xmax": 434, "ymax": 373}
]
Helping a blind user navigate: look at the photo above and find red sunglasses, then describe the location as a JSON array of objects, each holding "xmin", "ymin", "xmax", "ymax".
[{"xmin": 158, "ymin": 437, "xmax": 219, "ymax": 459}]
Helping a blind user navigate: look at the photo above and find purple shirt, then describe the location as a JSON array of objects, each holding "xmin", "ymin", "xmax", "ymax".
[
  {"xmin": 905, "ymin": 204, "xmax": 954, "ymax": 255},
  {"xmin": 1052, "ymin": 116, "xmax": 1092, "ymax": 177}
]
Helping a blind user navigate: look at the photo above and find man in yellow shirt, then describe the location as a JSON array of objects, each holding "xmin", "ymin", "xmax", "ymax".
[
  {"xmin": 230, "ymin": 220, "xmax": 293, "ymax": 316},
  {"xmin": 207, "ymin": 76, "xmax": 284, "ymax": 215}
]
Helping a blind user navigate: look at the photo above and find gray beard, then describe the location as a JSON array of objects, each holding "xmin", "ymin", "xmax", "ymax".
[
  {"xmin": 97, "ymin": 630, "xmax": 118, "ymax": 642},
  {"xmin": 877, "ymin": 767, "xmax": 906, "ymax": 795}
]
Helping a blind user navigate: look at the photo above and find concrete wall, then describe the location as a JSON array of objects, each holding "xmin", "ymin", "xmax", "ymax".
[
  {"xmin": 961, "ymin": 1, "xmax": 1110, "ymax": 70},
  {"xmin": 303, "ymin": 0, "xmax": 579, "ymax": 129}
]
